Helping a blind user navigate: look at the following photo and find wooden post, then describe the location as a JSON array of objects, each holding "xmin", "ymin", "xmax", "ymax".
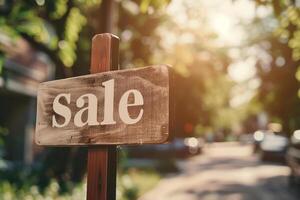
[{"xmin": 87, "ymin": 33, "xmax": 119, "ymax": 200}]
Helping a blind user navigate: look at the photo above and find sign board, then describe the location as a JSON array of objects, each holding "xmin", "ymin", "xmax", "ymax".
[{"xmin": 35, "ymin": 65, "xmax": 170, "ymax": 146}]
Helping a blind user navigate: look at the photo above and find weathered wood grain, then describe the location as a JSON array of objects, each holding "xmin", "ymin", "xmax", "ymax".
[{"xmin": 35, "ymin": 65, "xmax": 170, "ymax": 146}]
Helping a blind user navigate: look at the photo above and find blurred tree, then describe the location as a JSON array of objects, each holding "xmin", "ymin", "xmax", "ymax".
[
  {"xmin": 0, "ymin": 0, "xmax": 171, "ymax": 192},
  {"xmin": 252, "ymin": 0, "xmax": 300, "ymax": 134},
  {"xmin": 0, "ymin": 0, "xmax": 88, "ymax": 77},
  {"xmin": 152, "ymin": 0, "xmax": 238, "ymax": 137},
  {"xmin": 0, "ymin": 0, "xmax": 170, "ymax": 76}
]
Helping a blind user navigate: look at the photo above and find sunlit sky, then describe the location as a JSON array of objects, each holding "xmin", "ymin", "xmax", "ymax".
[
  {"xmin": 166, "ymin": 0, "xmax": 259, "ymax": 82},
  {"xmin": 166, "ymin": 0, "xmax": 271, "ymax": 107},
  {"xmin": 203, "ymin": 0, "xmax": 255, "ymax": 47}
]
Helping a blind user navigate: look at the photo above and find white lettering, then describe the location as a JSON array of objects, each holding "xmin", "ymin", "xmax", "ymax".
[
  {"xmin": 51, "ymin": 79, "xmax": 145, "ymax": 127},
  {"xmin": 52, "ymin": 93, "xmax": 71, "ymax": 127},
  {"xmin": 101, "ymin": 79, "xmax": 116, "ymax": 125},
  {"xmin": 119, "ymin": 90, "xmax": 144, "ymax": 124},
  {"xmin": 74, "ymin": 94, "xmax": 99, "ymax": 127}
]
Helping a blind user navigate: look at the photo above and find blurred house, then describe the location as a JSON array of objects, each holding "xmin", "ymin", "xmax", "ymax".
[{"xmin": 0, "ymin": 33, "xmax": 54, "ymax": 165}]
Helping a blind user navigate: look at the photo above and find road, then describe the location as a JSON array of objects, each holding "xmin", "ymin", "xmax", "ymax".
[{"xmin": 139, "ymin": 142, "xmax": 300, "ymax": 200}]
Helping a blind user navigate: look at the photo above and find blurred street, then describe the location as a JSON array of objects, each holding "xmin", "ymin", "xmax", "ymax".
[
  {"xmin": 3, "ymin": 1, "xmax": 300, "ymax": 198},
  {"xmin": 140, "ymin": 142, "xmax": 300, "ymax": 200}
]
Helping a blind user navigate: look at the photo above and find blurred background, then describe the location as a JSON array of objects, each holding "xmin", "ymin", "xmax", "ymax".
[{"xmin": 1, "ymin": 0, "xmax": 300, "ymax": 199}]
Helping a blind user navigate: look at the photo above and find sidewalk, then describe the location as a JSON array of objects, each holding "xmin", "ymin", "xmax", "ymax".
[{"xmin": 139, "ymin": 143, "xmax": 298, "ymax": 200}]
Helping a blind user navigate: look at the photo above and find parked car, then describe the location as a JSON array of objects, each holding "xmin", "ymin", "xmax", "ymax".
[
  {"xmin": 286, "ymin": 130, "xmax": 300, "ymax": 186},
  {"xmin": 259, "ymin": 134, "xmax": 289, "ymax": 163},
  {"xmin": 127, "ymin": 137, "xmax": 204, "ymax": 159},
  {"xmin": 253, "ymin": 130, "xmax": 271, "ymax": 153},
  {"xmin": 179, "ymin": 137, "xmax": 204, "ymax": 157}
]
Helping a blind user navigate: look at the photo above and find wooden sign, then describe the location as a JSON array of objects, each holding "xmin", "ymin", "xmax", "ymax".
[{"xmin": 35, "ymin": 65, "xmax": 170, "ymax": 146}]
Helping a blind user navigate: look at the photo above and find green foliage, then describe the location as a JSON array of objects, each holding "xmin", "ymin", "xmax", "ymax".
[
  {"xmin": 273, "ymin": 6, "xmax": 300, "ymax": 61},
  {"xmin": 117, "ymin": 149, "xmax": 160, "ymax": 200},
  {"xmin": 253, "ymin": 0, "xmax": 300, "ymax": 133},
  {"xmin": 58, "ymin": 7, "xmax": 86, "ymax": 67},
  {"xmin": 117, "ymin": 169, "xmax": 160, "ymax": 200},
  {"xmin": 0, "ymin": 0, "xmax": 171, "ymax": 75},
  {"xmin": 0, "ymin": 53, "xmax": 4, "ymax": 74},
  {"xmin": 0, "ymin": 169, "xmax": 158, "ymax": 200},
  {"xmin": 1, "ymin": 2, "xmax": 57, "ymax": 48},
  {"xmin": 50, "ymin": 0, "xmax": 69, "ymax": 19},
  {"xmin": 118, "ymin": 175, "xmax": 139, "ymax": 200},
  {"xmin": 203, "ymin": 75, "xmax": 237, "ymax": 130},
  {"xmin": 150, "ymin": 0, "xmax": 237, "ymax": 135},
  {"xmin": 0, "ymin": 0, "xmax": 115, "ymax": 72},
  {"xmin": 0, "ymin": 180, "xmax": 86, "ymax": 200},
  {"xmin": 0, "ymin": 126, "xmax": 8, "ymax": 169},
  {"xmin": 0, "ymin": 1, "xmax": 168, "ymax": 199},
  {"xmin": 139, "ymin": 0, "xmax": 171, "ymax": 13},
  {"xmin": 257, "ymin": 2, "xmax": 300, "ymax": 72}
]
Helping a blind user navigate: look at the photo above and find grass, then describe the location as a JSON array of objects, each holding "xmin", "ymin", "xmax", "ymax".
[
  {"xmin": 117, "ymin": 168, "xmax": 161, "ymax": 200},
  {"xmin": 0, "ymin": 168, "xmax": 160, "ymax": 200},
  {"xmin": 127, "ymin": 168, "xmax": 160, "ymax": 196}
]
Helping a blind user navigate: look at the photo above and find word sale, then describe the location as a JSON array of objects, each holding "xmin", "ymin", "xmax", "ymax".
[{"xmin": 52, "ymin": 79, "xmax": 144, "ymax": 127}]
